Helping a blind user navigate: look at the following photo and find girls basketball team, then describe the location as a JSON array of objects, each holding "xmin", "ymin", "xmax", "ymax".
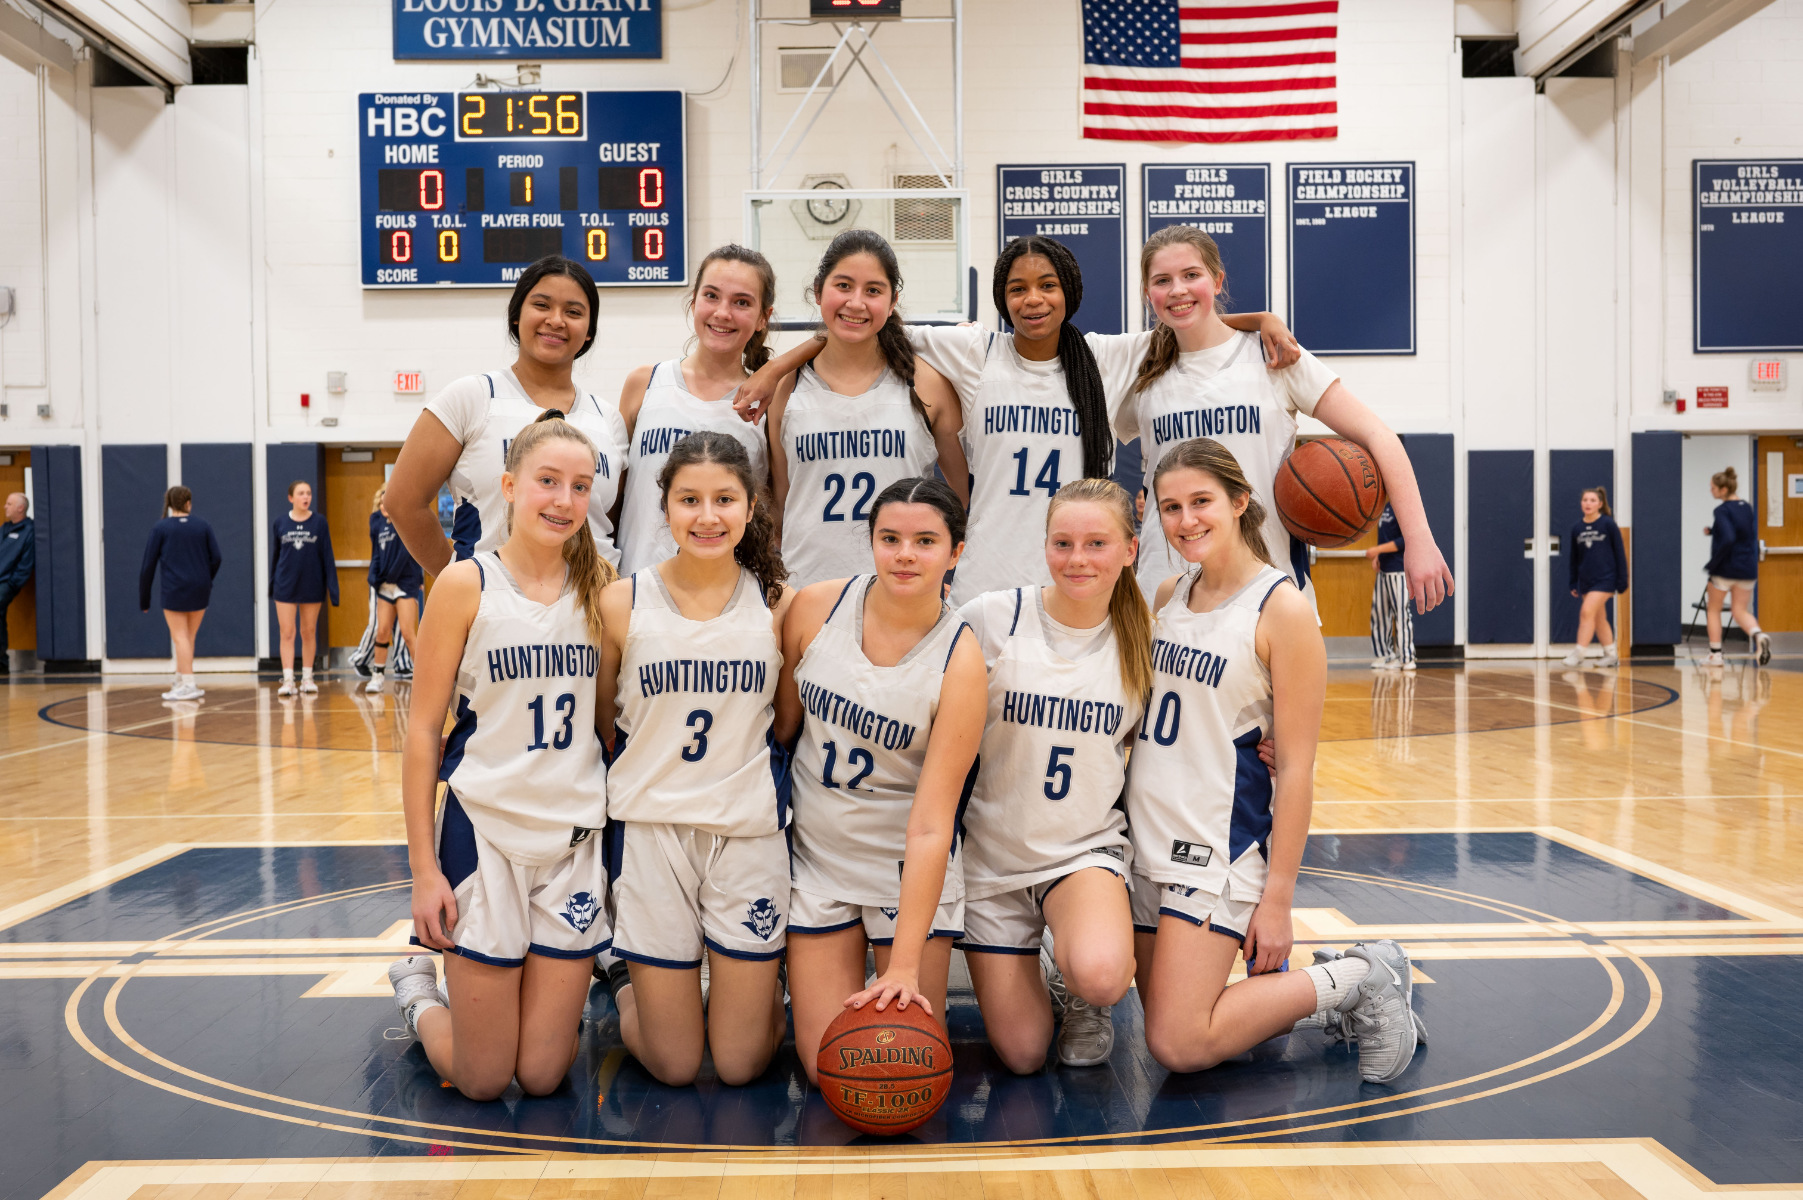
[{"xmin": 385, "ymin": 223, "xmax": 1452, "ymax": 1102}]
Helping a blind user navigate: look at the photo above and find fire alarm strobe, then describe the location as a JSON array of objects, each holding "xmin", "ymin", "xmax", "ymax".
[{"xmin": 1750, "ymin": 360, "xmax": 1787, "ymax": 392}]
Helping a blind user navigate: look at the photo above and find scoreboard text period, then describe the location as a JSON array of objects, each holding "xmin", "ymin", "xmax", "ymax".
[{"xmin": 359, "ymin": 90, "xmax": 686, "ymax": 289}]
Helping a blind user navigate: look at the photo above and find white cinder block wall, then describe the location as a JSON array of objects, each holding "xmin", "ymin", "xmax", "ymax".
[{"xmin": 1, "ymin": 0, "xmax": 1801, "ymax": 660}]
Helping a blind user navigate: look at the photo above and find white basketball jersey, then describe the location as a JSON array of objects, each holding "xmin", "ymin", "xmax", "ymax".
[
  {"xmin": 1130, "ymin": 332, "xmax": 1306, "ymax": 599},
  {"xmin": 947, "ymin": 335, "xmax": 1086, "ymax": 606},
  {"xmin": 616, "ymin": 360, "xmax": 770, "ymax": 577},
  {"xmin": 779, "ymin": 366, "xmax": 935, "ymax": 588},
  {"xmin": 1124, "ymin": 564, "xmax": 1288, "ymax": 898},
  {"xmin": 606, "ymin": 567, "xmax": 787, "ymax": 837},
  {"xmin": 439, "ymin": 552, "xmax": 606, "ymax": 867},
  {"xmin": 959, "ymin": 588, "xmax": 1142, "ymax": 899},
  {"xmin": 789, "ymin": 576, "xmax": 968, "ymax": 908},
  {"xmin": 431, "ymin": 370, "xmax": 629, "ymax": 565}
]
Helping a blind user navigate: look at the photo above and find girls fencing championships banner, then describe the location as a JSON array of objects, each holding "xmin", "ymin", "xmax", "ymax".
[
  {"xmin": 392, "ymin": 1, "xmax": 663, "ymax": 60},
  {"xmin": 1142, "ymin": 163, "xmax": 1270, "ymax": 316}
]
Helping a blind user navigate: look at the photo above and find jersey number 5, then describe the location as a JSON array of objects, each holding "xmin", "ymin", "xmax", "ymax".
[
  {"xmin": 526, "ymin": 693, "xmax": 576, "ymax": 752},
  {"xmin": 1043, "ymin": 745, "xmax": 1075, "ymax": 801}
]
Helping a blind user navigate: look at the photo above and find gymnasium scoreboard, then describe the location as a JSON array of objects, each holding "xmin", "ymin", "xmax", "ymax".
[{"xmin": 358, "ymin": 90, "xmax": 686, "ymax": 288}]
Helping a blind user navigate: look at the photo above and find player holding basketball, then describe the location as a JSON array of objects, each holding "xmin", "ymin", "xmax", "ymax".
[
  {"xmin": 762, "ymin": 231, "xmax": 969, "ymax": 588},
  {"xmin": 777, "ymin": 477, "xmax": 986, "ymax": 1085},
  {"xmin": 386, "ymin": 255, "xmax": 629, "ymax": 573},
  {"xmin": 599, "ymin": 432, "xmax": 793, "ymax": 1087},
  {"xmin": 739, "ymin": 236, "xmax": 1300, "ymax": 604},
  {"xmin": 1123, "ymin": 225, "xmax": 1452, "ymax": 611},
  {"xmin": 1129, "ymin": 438, "xmax": 1423, "ymax": 1084},
  {"xmin": 388, "ymin": 412, "xmax": 615, "ymax": 1101},
  {"xmin": 955, "ymin": 478, "xmax": 1148, "ymax": 1071},
  {"xmin": 614, "ymin": 246, "xmax": 776, "ymax": 577}
]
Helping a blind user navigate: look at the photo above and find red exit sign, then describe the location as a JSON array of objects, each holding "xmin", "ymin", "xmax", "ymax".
[
  {"xmin": 393, "ymin": 372, "xmax": 424, "ymax": 395},
  {"xmin": 1696, "ymin": 385, "xmax": 1729, "ymax": 409}
]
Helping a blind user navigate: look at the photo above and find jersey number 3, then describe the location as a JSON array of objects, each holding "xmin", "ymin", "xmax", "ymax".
[{"xmin": 527, "ymin": 693, "xmax": 576, "ymax": 752}]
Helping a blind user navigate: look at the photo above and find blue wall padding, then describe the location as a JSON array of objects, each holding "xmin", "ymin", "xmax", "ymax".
[
  {"xmin": 101, "ymin": 445, "xmax": 169, "ymax": 659},
  {"xmin": 1467, "ymin": 449, "xmax": 1535, "ymax": 644},
  {"xmin": 1631, "ymin": 431, "xmax": 1683, "ymax": 646},
  {"xmin": 182, "ymin": 442, "xmax": 255, "ymax": 656},
  {"xmin": 1398, "ymin": 433, "xmax": 1456, "ymax": 646},
  {"xmin": 30, "ymin": 444, "xmax": 88, "ymax": 662}
]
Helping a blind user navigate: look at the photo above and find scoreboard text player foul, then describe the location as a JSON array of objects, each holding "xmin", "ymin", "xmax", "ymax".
[{"xmin": 359, "ymin": 90, "xmax": 687, "ymax": 288}]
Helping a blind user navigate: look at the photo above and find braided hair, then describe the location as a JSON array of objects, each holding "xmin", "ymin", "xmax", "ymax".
[
  {"xmin": 994, "ymin": 237, "xmax": 1112, "ymax": 480},
  {"xmin": 809, "ymin": 229, "xmax": 930, "ymax": 428}
]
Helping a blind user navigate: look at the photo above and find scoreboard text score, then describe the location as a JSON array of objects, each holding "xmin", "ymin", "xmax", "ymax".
[{"xmin": 358, "ymin": 90, "xmax": 686, "ymax": 288}]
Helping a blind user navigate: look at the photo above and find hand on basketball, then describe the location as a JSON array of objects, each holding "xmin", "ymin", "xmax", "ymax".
[
  {"xmin": 1242, "ymin": 899, "xmax": 1293, "ymax": 976},
  {"xmin": 1403, "ymin": 538, "xmax": 1454, "ymax": 614},
  {"xmin": 1258, "ymin": 314, "xmax": 1302, "ymax": 370},
  {"xmin": 411, "ymin": 870, "xmax": 458, "ymax": 951},
  {"xmin": 847, "ymin": 968, "xmax": 931, "ymax": 1016}
]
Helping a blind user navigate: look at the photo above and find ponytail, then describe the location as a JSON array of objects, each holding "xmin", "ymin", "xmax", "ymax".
[
  {"xmin": 503, "ymin": 409, "xmax": 617, "ymax": 645},
  {"xmin": 1584, "ymin": 486, "xmax": 1612, "ymax": 517},
  {"xmin": 1046, "ymin": 478, "xmax": 1151, "ymax": 698},
  {"xmin": 660, "ymin": 430, "xmax": 789, "ymax": 606},
  {"xmin": 164, "ymin": 485, "xmax": 192, "ymax": 516},
  {"xmin": 1151, "ymin": 438, "xmax": 1272, "ymax": 566},
  {"xmin": 687, "ymin": 244, "xmax": 778, "ymax": 374},
  {"xmin": 1132, "ymin": 225, "xmax": 1229, "ymax": 397}
]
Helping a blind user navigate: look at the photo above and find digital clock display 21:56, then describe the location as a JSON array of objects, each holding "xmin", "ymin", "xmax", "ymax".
[{"xmin": 359, "ymin": 90, "xmax": 686, "ymax": 288}]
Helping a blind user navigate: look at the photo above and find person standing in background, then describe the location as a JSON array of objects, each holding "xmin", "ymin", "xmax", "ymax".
[
  {"xmin": 1366, "ymin": 503, "xmax": 1414, "ymax": 671},
  {"xmin": 1563, "ymin": 487, "xmax": 1627, "ymax": 668},
  {"xmin": 139, "ymin": 486, "xmax": 222, "ymax": 702},
  {"xmin": 1702, "ymin": 467, "xmax": 1768, "ymax": 667},
  {"xmin": 364, "ymin": 487, "xmax": 423, "ymax": 695},
  {"xmin": 0, "ymin": 493, "xmax": 35, "ymax": 674},
  {"xmin": 271, "ymin": 479, "xmax": 338, "ymax": 697}
]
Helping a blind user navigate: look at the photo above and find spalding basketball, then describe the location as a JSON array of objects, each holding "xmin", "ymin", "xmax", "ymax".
[
  {"xmin": 816, "ymin": 1002, "xmax": 952, "ymax": 1136},
  {"xmin": 1274, "ymin": 437, "xmax": 1387, "ymax": 548}
]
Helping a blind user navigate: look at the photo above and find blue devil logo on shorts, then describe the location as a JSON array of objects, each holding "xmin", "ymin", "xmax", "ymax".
[
  {"xmin": 880, "ymin": 907, "xmax": 899, "ymax": 921},
  {"xmin": 743, "ymin": 898, "xmax": 778, "ymax": 941},
  {"xmin": 560, "ymin": 891, "xmax": 599, "ymax": 934}
]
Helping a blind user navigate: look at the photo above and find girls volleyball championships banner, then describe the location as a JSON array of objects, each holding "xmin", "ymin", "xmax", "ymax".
[{"xmin": 1080, "ymin": 0, "xmax": 1340, "ymax": 144}]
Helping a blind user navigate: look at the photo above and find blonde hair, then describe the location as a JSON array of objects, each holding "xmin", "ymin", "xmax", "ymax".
[
  {"xmin": 502, "ymin": 412, "xmax": 617, "ymax": 644},
  {"xmin": 371, "ymin": 486, "xmax": 387, "ymax": 515},
  {"xmin": 1582, "ymin": 485, "xmax": 1611, "ymax": 517},
  {"xmin": 1712, "ymin": 466, "xmax": 1738, "ymax": 494},
  {"xmin": 1132, "ymin": 225, "xmax": 1229, "ymax": 396},
  {"xmin": 1046, "ymin": 478, "xmax": 1152, "ymax": 700},
  {"xmin": 1150, "ymin": 438, "xmax": 1273, "ymax": 566}
]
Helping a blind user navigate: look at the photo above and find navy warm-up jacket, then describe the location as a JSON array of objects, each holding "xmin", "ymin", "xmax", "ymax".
[
  {"xmin": 1705, "ymin": 499, "xmax": 1759, "ymax": 581},
  {"xmin": 1569, "ymin": 515, "xmax": 1628, "ymax": 593},
  {"xmin": 140, "ymin": 514, "xmax": 222, "ymax": 612},
  {"xmin": 270, "ymin": 512, "xmax": 339, "ymax": 605}
]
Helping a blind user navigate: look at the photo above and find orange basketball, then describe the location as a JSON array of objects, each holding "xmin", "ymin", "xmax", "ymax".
[
  {"xmin": 816, "ymin": 1002, "xmax": 952, "ymax": 1136},
  {"xmin": 1274, "ymin": 436, "xmax": 1387, "ymax": 549}
]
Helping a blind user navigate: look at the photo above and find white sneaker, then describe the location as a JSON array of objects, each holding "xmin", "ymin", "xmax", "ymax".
[
  {"xmin": 277, "ymin": 679, "xmax": 297, "ymax": 697},
  {"xmin": 1337, "ymin": 940, "xmax": 1420, "ymax": 1084},
  {"xmin": 161, "ymin": 684, "xmax": 186, "ymax": 700},
  {"xmin": 1370, "ymin": 656, "xmax": 1397, "ymax": 671},
  {"xmin": 1600, "ymin": 648, "xmax": 1619, "ymax": 667},
  {"xmin": 1040, "ymin": 938, "xmax": 1068, "ymax": 1018},
  {"xmin": 172, "ymin": 684, "xmax": 204, "ymax": 701},
  {"xmin": 1056, "ymin": 995, "xmax": 1115, "ymax": 1067},
  {"xmin": 1754, "ymin": 631, "xmax": 1772, "ymax": 666},
  {"xmin": 1560, "ymin": 649, "xmax": 1585, "ymax": 667},
  {"xmin": 388, "ymin": 955, "xmax": 443, "ymax": 1039},
  {"xmin": 365, "ymin": 673, "xmax": 385, "ymax": 694},
  {"xmin": 1400, "ymin": 659, "xmax": 1417, "ymax": 672},
  {"xmin": 299, "ymin": 675, "xmax": 319, "ymax": 695},
  {"xmin": 1701, "ymin": 650, "xmax": 1724, "ymax": 667}
]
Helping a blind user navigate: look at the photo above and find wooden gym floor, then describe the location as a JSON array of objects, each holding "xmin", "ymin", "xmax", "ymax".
[{"xmin": 2, "ymin": 657, "xmax": 1799, "ymax": 1200}]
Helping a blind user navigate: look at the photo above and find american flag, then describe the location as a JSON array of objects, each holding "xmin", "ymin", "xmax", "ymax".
[{"xmin": 1081, "ymin": 0, "xmax": 1339, "ymax": 144}]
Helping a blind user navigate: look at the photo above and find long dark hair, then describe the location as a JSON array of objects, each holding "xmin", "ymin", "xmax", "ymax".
[
  {"xmin": 994, "ymin": 236, "xmax": 1111, "ymax": 480},
  {"xmin": 868, "ymin": 476, "xmax": 968, "ymax": 546},
  {"xmin": 809, "ymin": 229, "xmax": 929, "ymax": 426},
  {"xmin": 688, "ymin": 244, "xmax": 778, "ymax": 373},
  {"xmin": 508, "ymin": 255, "xmax": 601, "ymax": 359},
  {"xmin": 659, "ymin": 431, "xmax": 788, "ymax": 606}
]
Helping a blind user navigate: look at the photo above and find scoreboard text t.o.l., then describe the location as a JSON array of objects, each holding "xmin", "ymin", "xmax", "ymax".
[{"xmin": 359, "ymin": 90, "xmax": 686, "ymax": 289}]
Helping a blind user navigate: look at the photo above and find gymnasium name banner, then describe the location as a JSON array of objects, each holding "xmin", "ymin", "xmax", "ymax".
[{"xmin": 392, "ymin": 0, "xmax": 663, "ymax": 61}]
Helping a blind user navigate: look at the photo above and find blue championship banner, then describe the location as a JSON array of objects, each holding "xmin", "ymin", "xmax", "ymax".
[
  {"xmin": 1142, "ymin": 163, "xmax": 1270, "ymax": 317},
  {"xmin": 392, "ymin": 1, "xmax": 663, "ymax": 61},
  {"xmin": 997, "ymin": 163, "xmax": 1128, "ymax": 335},
  {"xmin": 1288, "ymin": 161, "xmax": 1415, "ymax": 356},
  {"xmin": 1693, "ymin": 159, "xmax": 1803, "ymax": 352}
]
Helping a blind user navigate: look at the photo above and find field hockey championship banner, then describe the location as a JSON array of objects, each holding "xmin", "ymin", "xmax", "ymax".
[
  {"xmin": 393, "ymin": 1, "xmax": 663, "ymax": 60},
  {"xmin": 1079, "ymin": 0, "xmax": 1339, "ymax": 144}
]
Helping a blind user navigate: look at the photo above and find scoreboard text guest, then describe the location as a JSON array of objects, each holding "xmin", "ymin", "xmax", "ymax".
[{"xmin": 359, "ymin": 90, "xmax": 687, "ymax": 288}]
